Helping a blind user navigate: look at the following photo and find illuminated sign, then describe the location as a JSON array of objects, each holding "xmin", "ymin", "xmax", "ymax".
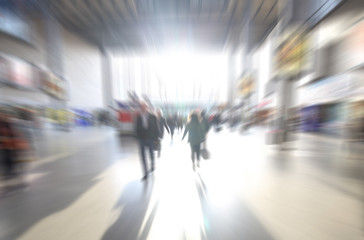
[
  {"xmin": 274, "ymin": 33, "xmax": 309, "ymax": 76},
  {"xmin": 237, "ymin": 74, "xmax": 255, "ymax": 97}
]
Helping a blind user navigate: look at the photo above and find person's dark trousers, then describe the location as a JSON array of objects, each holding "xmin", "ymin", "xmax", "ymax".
[
  {"xmin": 139, "ymin": 139, "xmax": 155, "ymax": 177},
  {"xmin": 2, "ymin": 149, "xmax": 15, "ymax": 176},
  {"xmin": 190, "ymin": 143, "xmax": 201, "ymax": 164},
  {"xmin": 170, "ymin": 128, "xmax": 175, "ymax": 140}
]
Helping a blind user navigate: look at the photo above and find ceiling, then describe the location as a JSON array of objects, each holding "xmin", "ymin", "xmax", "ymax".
[{"xmin": 33, "ymin": 0, "xmax": 279, "ymax": 53}]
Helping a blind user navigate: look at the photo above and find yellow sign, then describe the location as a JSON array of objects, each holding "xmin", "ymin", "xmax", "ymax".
[
  {"xmin": 238, "ymin": 74, "xmax": 254, "ymax": 97},
  {"xmin": 275, "ymin": 33, "xmax": 309, "ymax": 76}
]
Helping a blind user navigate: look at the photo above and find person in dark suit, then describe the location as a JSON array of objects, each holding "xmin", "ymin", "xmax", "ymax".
[
  {"xmin": 156, "ymin": 109, "xmax": 169, "ymax": 158},
  {"xmin": 167, "ymin": 115, "xmax": 176, "ymax": 141},
  {"xmin": 182, "ymin": 112, "xmax": 204, "ymax": 169},
  {"xmin": 136, "ymin": 102, "xmax": 160, "ymax": 180},
  {"xmin": 200, "ymin": 110, "xmax": 210, "ymax": 150},
  {"xmin": 0, "ymin": 113, "xmax": 16, "ymax": 177}
]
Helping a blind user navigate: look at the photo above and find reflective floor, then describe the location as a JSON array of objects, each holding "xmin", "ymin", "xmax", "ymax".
[{"xmin": 0, "ymin": 128, "xmax": 363, "ymax": 240}]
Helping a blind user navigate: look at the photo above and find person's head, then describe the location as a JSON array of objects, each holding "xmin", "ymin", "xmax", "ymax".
[
  {"xmin": 201, "ymin": 110, "xmax": 206, "ymax": 118},
  {"xmin": 140, "ymin": 101, "xmax": 149, "ymax": 114},
  {"xmin": 156, "ymin": 108, "xmax": 163, "ymax": 118},
  {"xmin": 190, "ymin": 112, "xmax": 199, "ymax": 124}
]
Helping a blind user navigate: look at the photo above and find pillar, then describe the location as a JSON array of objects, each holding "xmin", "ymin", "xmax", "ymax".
[
  {"xmin": 101, "ymin": 49, "xmax": 114, "ymax": 109},
  {"xmin": 43, "ymin": 14, "xmax": 66, "ymax": 109}
]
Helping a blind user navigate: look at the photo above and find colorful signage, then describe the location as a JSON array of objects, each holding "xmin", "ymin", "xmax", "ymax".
[
  {"xmin": 237, "ymin": 74, "xmax": 255, "ymax": 97},
  {"xmin": 40, "ymin": 71, "xmax": 67, "ymax": 100},
  {"xmin": 274, "ymin": 32, "xmax": 309, "ymax": 76}
]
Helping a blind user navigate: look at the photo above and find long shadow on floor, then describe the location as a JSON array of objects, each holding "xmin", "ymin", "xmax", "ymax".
[
  {"xmin": 194, "ymin": 173, "xmax": 275, "ymax": 240},
  {"xmin": 101, "ymin": 178, "xmax": 158, "ymax": 240},
  {"xmin": 0, "ymin": 136, "xmax": 130, "ymax": 239}
]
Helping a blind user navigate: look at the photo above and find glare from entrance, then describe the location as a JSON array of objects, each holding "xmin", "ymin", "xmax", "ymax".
[{"xmin": 111, "ymin": 52, "xmax": 229, "ymax": 104}]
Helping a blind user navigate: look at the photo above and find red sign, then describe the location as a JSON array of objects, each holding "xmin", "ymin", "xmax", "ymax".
[{"xmin": 118, "ymin": 111, "xmax": 133, "ymax": 122}]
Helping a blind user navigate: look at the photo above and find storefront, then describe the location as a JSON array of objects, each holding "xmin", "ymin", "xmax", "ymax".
[
  {"xmin": 0, "ymin": 53, "xmax": 69, "ymax": 129},
  {"xmin": 299, "ymin": 71, "xmax": 363, "ymax": 136}
]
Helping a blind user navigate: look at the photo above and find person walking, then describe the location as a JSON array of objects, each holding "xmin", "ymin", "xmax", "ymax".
[
  {"xmin": 167, "ymin": 114, "xmax": 176, "ymax": 141},
  {"xmin": 156, "ymin": 109, "xmax": 169, "ymax": 158},
  {"xmin": 0, "ymin": 113, "xmax": 16, "ymax": 177},
  {"xmin": 182, "ymin": 112, "xmax": 204, "ymax": 169},
  {"xmin": 177, "ymin": 116, "xmax": 183, "ymax": 133},
  {"xmin": 136, "ymin": 102, "xmax": 160, "ymax": 180},
  {"xmin": 200, "ymin": 110, "xmax": 210, "ymax": 151}
]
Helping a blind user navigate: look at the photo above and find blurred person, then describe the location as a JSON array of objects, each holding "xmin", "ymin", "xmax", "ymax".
[
  {"xmin": 0, "ymin": 113, "xmax": 16, "ymax": 177},
  {"xmin": 18, "ymin": 109, "xmax": 36, "ymax": 141},
  {"xmin": 11, "ymin": 110, "xmax": 35, "ymax": 162},
  {"xmin": 182, "ymin": 112, "xmax": 204, "ymax": 169},
  {"xmin": 177, "ymin": 116, "xmax": 183, "ymax": 133},
  {"xmin": 214, "ymin": 111, "xmax": 222, "ymax": 132},
  {"xmin": 156, "ymin": 109, "xmax": 169, "ymax": 158},
  {"xmin": 167, "ymin": 114, "xmax": 176, "ymax": 141},
  {"xmin": 31, "ymin": 110, "xmax": 43, "ymax": 140},
  {"xmin": 208, "ymin": 113, "xmax": 215, "ymax": 130},
  {"xmin": 97, "ymin": 111, "xmax": 106, "ymax": 127},
  {"xmin": 361, "ymin": 116, "xmax": 364, "ymax": 141},
  {"xmin": 136, "ymin": 101, "xmax": 160, "ymax": 180},
  {"xmin": 200, "ymin": 110, "xmax": 210, "ymax": 151}
]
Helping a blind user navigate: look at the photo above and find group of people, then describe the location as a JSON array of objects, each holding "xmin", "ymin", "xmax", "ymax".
[
  {"xmin": 135, "ymin": 102, "xmax": 210, "ymax": 180},
  {"xmin": 166, "ymin": 114, "xmax": 185, "ymax": 140}
]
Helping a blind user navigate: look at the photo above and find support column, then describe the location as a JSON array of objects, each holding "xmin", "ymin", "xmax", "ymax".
[
  {"xmin": 227, "ymin": 54, "xmax": 236, "ymax": 104},
  {"xmin": 274, "ymin": 0, "xmax": 304, "ymax": 144},
  {"xmin": 44, "ymin": 14, "xmax": 66, "ymax": 108},
  {"xmin": 101, "ymin": 49, "xmax": 114, "ymax": 109},
  {"xmin": 241, "ymin": 0, "xmax": 253, "ymax": 124}
]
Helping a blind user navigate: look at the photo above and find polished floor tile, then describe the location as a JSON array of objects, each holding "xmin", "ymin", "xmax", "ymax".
[{"xmin": 0, "ymin": 128, "xmax": 363, "ymax": 240}]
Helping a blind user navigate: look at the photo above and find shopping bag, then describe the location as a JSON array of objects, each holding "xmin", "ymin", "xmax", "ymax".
[{"xmin": 201, "ymin": 149, "xmax": 210, "ymax": 160}]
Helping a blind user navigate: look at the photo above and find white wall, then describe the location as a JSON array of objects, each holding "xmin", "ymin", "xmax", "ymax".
[
  {"xmin": 62, "ymin": 28, "xmax": 103, "ymax": 110},
  {"xmin": 0, "ymin": 14, "xmax": 105, "ymax": 109},
  {"xmin": 314, "ymin": 0, "xmax": 364, "ymax": 72}
]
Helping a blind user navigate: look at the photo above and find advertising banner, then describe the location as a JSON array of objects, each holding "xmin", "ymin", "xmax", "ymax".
[
  {"xmin": 40, "ymin": 71, "xmax": 67, "ymax": 100},
  {"xmin": 274, "ymin": 32, "xmax": 310, "ymax": 77}
]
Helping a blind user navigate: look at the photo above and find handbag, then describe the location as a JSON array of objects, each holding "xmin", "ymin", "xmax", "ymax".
[{"xmin": 201, "ymin": 148, "xmax": 210, "ymax": 160}]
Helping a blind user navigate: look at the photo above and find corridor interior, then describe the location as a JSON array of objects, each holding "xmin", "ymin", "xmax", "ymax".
[{"xmin": 0, "ymin": 128, "xmax": 363, "ymax": 240}]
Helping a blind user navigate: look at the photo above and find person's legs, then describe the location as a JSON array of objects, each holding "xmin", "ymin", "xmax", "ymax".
[
  {"xmin": 154, "ymin": 138, "xmax": 161, "ymax": 158},
  {"xmin": 196, "ymin": 143, "xmax": 201, "ymax": 167},
  {"xmin": 190, "ymin": 143, "xmax": 195, "ymax": 167},
  {"xmin": 157, "ymin": 145, "xmax": 161, "ymax": 158},
  {"xmin": 148, "ymin": 140, "xmax": 155, "ymax": 172},
  {"xmin": 139, "ymin": 140, "xmax": 148, "ymax": 178}
]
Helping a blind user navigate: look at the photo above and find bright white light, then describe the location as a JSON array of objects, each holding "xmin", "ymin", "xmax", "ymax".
[
  {"xmin": 112, "ymin": 51, "xmax": 229, "ymax": 103},
  {"xmin": 150, "ymin": 51, "xmax": 228, "ymax": 103}
]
